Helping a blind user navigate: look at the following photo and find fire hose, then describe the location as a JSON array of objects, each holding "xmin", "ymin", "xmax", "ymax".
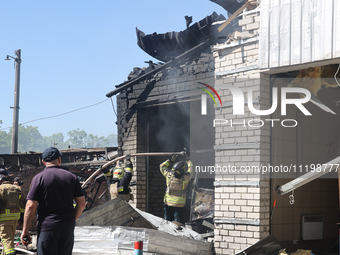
[{"xmin": 81, "ymin": 151, "xmax": 186, "ymax": 188}]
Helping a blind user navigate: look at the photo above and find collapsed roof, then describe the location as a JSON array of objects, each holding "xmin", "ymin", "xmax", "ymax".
[
  {"xmin": 0, "ymin": 147, "xmax": 118, "ymax": 172},
  {"xmin": 106, "ymin": 12, "xmax": 241, "ymax": 97},
  {"xmin": 136, "ymin": 12, "xmax": 225, "ymax": 63},
  {"xmin": 134, "ymin": 0, "xmax": 248, "ymax": 65}
]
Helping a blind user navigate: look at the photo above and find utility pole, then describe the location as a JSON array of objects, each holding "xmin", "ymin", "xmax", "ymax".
[{"xmin": 5, "ymin": 49, "xmax": 22, "ymax": 154}]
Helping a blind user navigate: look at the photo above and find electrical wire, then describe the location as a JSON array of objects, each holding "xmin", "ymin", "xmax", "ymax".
[
  {"xmin": 0, "ymin": 98, "xmax": 109, "ymax": 131},
  {"xmin": 110, "ymin": 97, "xmax": 117, "ymax": 117}
]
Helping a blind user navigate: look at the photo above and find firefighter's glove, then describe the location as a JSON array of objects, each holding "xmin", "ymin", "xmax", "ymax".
[
  {"xmin": 125, "ymin": 154, "xmax": 131, "ymax": 162},
  {"xmin": 170, "ymin": 154, "xmax": 178, "ymax": 163}
]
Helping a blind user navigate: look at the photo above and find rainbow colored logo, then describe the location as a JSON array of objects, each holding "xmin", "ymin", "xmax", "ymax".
[{"xmin": 197, "ymin": 82, "xmax": 222, "ymax": 115}]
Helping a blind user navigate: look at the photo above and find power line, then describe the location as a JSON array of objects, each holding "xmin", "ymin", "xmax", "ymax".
[
  {"xmin": 110, "ymin": 97, "xmax": 117, "ymax": 117},
  {"xmin": 0, "ymin": 98, "xmax": 110, "ymax": 131}
]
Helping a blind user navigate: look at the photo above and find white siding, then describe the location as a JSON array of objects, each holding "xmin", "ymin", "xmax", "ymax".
[
  {"xmin": 259, "ymin": 0, "xmax": 340, "ymax": 69},
  {"xmin": 334, "ymin": 0, "xmax": 340, "ymax": 58}
]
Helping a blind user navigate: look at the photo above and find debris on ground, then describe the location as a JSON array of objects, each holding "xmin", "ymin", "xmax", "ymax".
[{"xmin": 75, "ymin": 197, "xmax": 214, "ymax": 254}]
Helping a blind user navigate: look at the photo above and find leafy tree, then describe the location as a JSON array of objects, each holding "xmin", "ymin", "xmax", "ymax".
[
  {"xmin": 0, "ymin": 127, "xmax": 11, "ymax": 154},
  {"xmin": 65, "ymin": 129, "xmax": 116, "ymax": 148},
  {"xmin": 16, "ymin": 125, "xmax": 44, "ymax": 153},
  {"xmin": 106, "ymin": 134, "xmax": 118, "ymax": 147},
  {"xmin": 0, "ymin": 121, "xmax": 11, "ymax": 153},
  {"xmin": 43, "ymin": 133, "xmax": 66, "ymax": 150},
  {"xmin": 0, "ymin": 121, "xmax": 118, "ymax": 153},
  {"xmin": 65, "ymin": 128, "xmax": 88, "ymax": 148},
  {"xmin": 87, "ymin": 134, "xmax": 108, "ymax": 148}
]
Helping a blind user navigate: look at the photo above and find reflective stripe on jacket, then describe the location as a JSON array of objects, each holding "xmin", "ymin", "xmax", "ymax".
[
  {"xmin": 0, "ymin": 182, "xmax": 25, "ymax": 221},
  {"xmin": 109, "ymin": 160, "xmax": 133, "ymax": 195},
  {"xmin": 160, "ymin": 159, "xmax": 193, "ymax": 208}
]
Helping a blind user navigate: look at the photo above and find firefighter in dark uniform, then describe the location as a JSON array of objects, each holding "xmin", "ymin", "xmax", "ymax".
[
  {"xmin": 0, "ymin": 174, "xmax": 25, "ymax": 255},
  {"xmin": 106, "ymin": 154, "xmax": 133, "ymax": 202},
  {"xmin": 160, "ymin": 154, "xmax": 193, "ymax": 226}
]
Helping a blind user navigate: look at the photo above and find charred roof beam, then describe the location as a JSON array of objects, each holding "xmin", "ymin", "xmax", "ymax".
[{"xmin": 106, "ymin": 39, "xmax": 210, "ymax": 98}]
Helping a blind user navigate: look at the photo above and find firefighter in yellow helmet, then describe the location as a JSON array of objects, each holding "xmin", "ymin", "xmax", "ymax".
[
  {"xmin": 107, "ymin": 154, "xmax": 133, "ymax": 202},
  {"xmin": 0, "ymin": 173, "xmax": 25, "ymax": 255},
  {"xmin": 160, "ymin": 154, "xmax": 193, "ymax": 225}
]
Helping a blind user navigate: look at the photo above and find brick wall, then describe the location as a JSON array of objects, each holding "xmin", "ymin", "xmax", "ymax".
[
  {"xmin": 212, "ymin": 9, "xmax": 271, "ymax": 254},
  {"xmin": 116, "ymin": 52, "xmax": 216, "ymax": 214}
]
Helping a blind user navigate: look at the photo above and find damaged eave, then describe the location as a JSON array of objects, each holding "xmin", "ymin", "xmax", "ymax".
[
  {"xmin": 105, "ymin": 39, "xmax": 210, "ymax": 98},
  {"xmin": 136, "ymin": 12, "xmax": 224, "ymax": 62},
  {"xmin": 106, "ymin": 12, "xmax": 229, "ymax": 98}
]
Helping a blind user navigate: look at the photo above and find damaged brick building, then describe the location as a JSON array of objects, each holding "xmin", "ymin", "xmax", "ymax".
[
  {"xmin": 106, "ymin": 10, "xmax": 237, "ymax": 219},
  {"xmin": 0, "ymin": 148, "xmax": 117, "ymax": 231},
  {"xmin": 0, "ymin": 0, "xmax": 339, "ymax": 254},
  {"xmin": 108, "ymin": 0, "xmax": 340, "ymax": 254}
]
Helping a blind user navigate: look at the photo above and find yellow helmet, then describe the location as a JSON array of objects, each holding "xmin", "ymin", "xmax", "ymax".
[{"xmin": 113, "ymin": 167, "xmax": 125, "ymax": 180}]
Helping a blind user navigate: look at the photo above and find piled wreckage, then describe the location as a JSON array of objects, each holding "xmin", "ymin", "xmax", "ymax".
[
  {"xmin": 74, "ymin": 197, "xmax": 213, "ymax": 255},
  {"xmin": 75, "ymin": 151, "xmax": 216, "ymax": 254}
]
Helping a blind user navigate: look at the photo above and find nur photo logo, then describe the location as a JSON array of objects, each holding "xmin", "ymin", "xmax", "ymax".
[
  {"xmin": 197, "ymin": 82, "xmax": 223, "ymax": 115},
  {"xmin": 197, "ymin": 82, "xmax": 313, "ymax": 128}
]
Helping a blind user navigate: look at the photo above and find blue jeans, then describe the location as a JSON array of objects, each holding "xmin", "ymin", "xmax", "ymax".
[
  {"xmin": 163, "ymin": 203, "xmax": 183, "ymax": 223},
  {"xmin": 37, "ymin": 222, "xmax": 75, "ymax": 255}
]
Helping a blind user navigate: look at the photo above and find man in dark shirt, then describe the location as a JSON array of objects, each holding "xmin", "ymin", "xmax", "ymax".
[{"xmin": 20, "ymin": 147, "xmax": 86, "ymax": 255}]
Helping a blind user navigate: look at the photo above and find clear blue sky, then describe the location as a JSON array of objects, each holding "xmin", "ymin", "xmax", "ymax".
[{"xmin": 0, "ymin": 0, "xmax": 227, "ymax": 138}]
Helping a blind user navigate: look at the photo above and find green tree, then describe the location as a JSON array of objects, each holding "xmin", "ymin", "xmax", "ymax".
[
  {"xmin": 0, "ymin": 131, "xmax": 11, "ymax": 154},
  {"xmin": 106, "ymin": 134, "xmax": 118, "ymax": 147},
  {"xmin": 0, "ymin": 123, "xmax": 45, "ymax": 154},
  {"xmin": 65, "ymin": 128, "xmax": 88, "ymax": 148},
  {"xmin": 65, "ymin": 129, "xmax": 117, "ymax": 148},
  {"xmin": 43, "ymin": 133, "xmax": 66, "ymax": 150},
  {"xmin": 0, "ymin": 120, "xmax": 11, "ymax": 154},
  {"xmin": 87, "ymin": 134, "xmax": 108, "ymax": 148},
  {"xmin": 0, "ymin": 121, "xmax": 118, "ymax": 152},
  {"xmin": 16, "ymin": 125, "xmax": 44, "ymax": 153}
]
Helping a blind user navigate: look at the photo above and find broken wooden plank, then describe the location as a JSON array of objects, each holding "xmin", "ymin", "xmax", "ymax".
[
  {"xmin": 148, "ymin": 230, "xmax": 213, "ymax": 255},
  {"xmin": 218, "ymin": 0, "xmax": 257, "ymax": 32},
  {"xmin": 76, "ymin": 197, "xmax": 155, "ymax": 229},
  {"xmin": 77, "ymin": 197, "xmax": 206, "ymax": 241}
]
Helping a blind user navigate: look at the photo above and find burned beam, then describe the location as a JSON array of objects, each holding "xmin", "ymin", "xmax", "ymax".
[
  {"xmin": 61, "ymin": 161, "xmax": 109, "ymax": 166},
  {"xmin": 82, "ymin": 151, "xmax": 186, "ymax": 188},
  {"xmin": 105, "ymin": 39, "xmax": 210, "ymax": 98}
]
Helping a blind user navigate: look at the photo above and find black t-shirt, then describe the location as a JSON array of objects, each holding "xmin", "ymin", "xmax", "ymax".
[{"xmin": 27, "ymin": 166, "xmax": 84, "ymax": 232}]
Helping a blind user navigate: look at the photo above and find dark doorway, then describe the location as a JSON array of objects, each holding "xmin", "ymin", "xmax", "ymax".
[{"xmin": 138, "ymin": 98, "xmax": 215, "ymax": 220}]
